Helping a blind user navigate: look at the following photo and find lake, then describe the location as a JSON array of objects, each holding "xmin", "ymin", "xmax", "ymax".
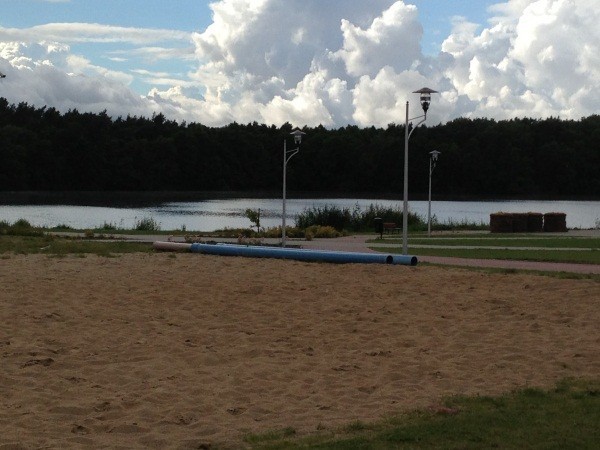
[{"xmin": 1, "ymin": 197, "xmax": 598, "ymax": 231}]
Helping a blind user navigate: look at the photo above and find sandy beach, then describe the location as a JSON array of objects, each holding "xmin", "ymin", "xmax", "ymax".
[{"xmin": 1, "ymin": 252, "xmax": 599, "ymax": 448}]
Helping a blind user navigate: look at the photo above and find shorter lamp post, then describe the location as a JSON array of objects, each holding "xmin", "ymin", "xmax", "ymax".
[
  {"xmin": 427, "ymin": 150, "xmax": 441, "ymax": 237},
  {"xmin": 282, "ymin": 128, "xmax": 306, "ymax": 247},
  {"xmin": 402, "ymin": 87, "xmax": 438, "ymax": 254}
]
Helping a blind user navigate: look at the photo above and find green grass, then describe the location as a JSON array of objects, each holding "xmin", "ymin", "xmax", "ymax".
[
  {"xmin": 383, "ymin": 237, "xmax": 600, "ymax": 249},
  {"xmin": 367, "ymin": 234, "xmax": 600, "ymax": 265},
  {"xmin": 374, "ymin": 246, "xmax": 600, "ymax": 265},
  {"xmin": 0, "ymin": 235, "xmax": 152, "ymax": 256},
  {"xmin": 245, "ymin": 379, "xmax": 600, "ymax": 449}
]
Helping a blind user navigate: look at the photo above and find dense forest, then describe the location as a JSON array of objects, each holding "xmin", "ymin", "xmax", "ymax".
[{"xmin": 1, "ymin": 98, "xmax": 599, "ymax": 199}]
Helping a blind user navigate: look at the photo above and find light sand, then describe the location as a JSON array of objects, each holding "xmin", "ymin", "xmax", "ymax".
[{"xmin": 1, "ymin": 253, "xmax": 599, "ymax": 448}]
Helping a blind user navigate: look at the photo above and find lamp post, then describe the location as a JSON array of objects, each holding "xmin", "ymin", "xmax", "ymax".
[
  {"xmin": 282, "ymin": 128, "xmax": 305, "ymax": 247},
  {"xmin": 402, "ymin": 87, "xmax": 438, "ymax": 254},
  {"xmin": 427, "ymin": 150, "xmax": 441, "ymax": 237}
]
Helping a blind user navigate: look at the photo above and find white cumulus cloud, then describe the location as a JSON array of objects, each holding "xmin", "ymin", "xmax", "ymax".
[{"xmin": 442, "ymin": 0, "xmax": 600, "ymax": 120}]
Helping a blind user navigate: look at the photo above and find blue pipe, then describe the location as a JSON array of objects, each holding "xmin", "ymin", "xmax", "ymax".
[{"xmin": 189, "ymin": 243, "xmax": 418, "ymax": 266}]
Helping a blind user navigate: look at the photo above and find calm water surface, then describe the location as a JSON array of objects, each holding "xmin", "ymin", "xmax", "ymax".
[{"xmin": 1, "ymin": 198, "xmax": 598, "ymax": 231}]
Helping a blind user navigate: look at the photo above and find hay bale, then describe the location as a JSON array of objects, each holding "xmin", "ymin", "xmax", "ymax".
[
  {"xmin": 490, "ymin": 212, "xmax": 513, "ymax": 233},
  {"xmin": 543, "ymin": 212, "xmax": 567, "ymax": 232},
  {"xmin": 526, "ymin": 213, "xmax": 544, "ymax": 232},
  {"xmin": 511, "ymin": 213, "xmax": 529, "ymax": 233}
]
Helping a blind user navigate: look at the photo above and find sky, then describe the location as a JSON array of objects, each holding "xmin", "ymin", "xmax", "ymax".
[{"xmin": 0, "ymin": 0, "xmax": 598, "ymax": 128}]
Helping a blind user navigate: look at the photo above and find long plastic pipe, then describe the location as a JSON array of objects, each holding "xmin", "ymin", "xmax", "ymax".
[{"xmin": 185, "ymin": 242, "xmax": 418, "ymax": 266}]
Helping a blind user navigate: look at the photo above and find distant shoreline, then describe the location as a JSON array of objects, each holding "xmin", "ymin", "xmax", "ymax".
[{"xmin": 1, "ymin": 190, "xmax": 599, "ymax": 207}]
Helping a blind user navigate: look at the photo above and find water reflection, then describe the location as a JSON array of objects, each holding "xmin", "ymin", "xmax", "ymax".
[{"xmin": 1, "ymin": 198, "xmax": 598, "ymax": 231}]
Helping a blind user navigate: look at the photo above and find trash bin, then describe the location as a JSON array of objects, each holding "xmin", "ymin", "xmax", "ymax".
[{"xmin": 374, "ymin": 217, "xmax": 383, "ymax": 239}]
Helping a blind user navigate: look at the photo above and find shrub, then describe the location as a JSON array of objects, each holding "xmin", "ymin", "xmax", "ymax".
[
  {"xmin": 13, "ymin": 219, "xmax": 33, "ymax": 229},
  {"xmin": 262, "ymin": 226, "xmax": 305, "ymax": 239},
  {"xmin": 99, "ymin": 221, "xmax": 118, "ymax": 230},
  {"xmin": 135, "ymin": 217, "xmax": 161, "ymax": 232},
  {"xmin": 0, "ymin": 220, "xmax": 10, "ymax": 234},
  {"xmin": 51, "ymin": 224, "xmax": 75, "ymax": 231},
  {"xmin": 295, "ymin": 203, "xmax": 425, "ymax": 232},
  {"xmin": 305, "ymin": 225, "xmax": 342, "ymax": 238},
  {"xmin": 239, "ymin": 228, "xmax": 254, "ymax": 238},
  {"xmin": 0, "ymin": 219, "xmax": 43, "ymax": 236},
  {"xmin": 295, "ymin": 205, "xmax": 351, "ymax": 231}
]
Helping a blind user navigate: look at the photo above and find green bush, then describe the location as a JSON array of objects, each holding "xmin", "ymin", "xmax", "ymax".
[
  {"xmin": 239, "ymin": 228, "xmax": 254, "ymax": 238},
  {"xmin": 13, "ymin": 219, "xmax": 33, "ymax": 229},
  {"xmin": 295, "ymin": 203, "xmax": 425, "ymax": 232},
  {"xmin": 262, "ymin": 226, "xmax": 305, "ymax": 239},
  {"xmin": 134, "ymin": 217, "xmax": 161, "ymax": 231},
  {"xmin": 296, "ymin": 205, "xmax": 352, "ymax": 231},
  {"xmin": 305, "ymin": 225, "xmax": 342, "ymax": 238},
  {"xmin": 0, "ymin": 219, "xmax": 43, "ymax": 236},
  {"xmin": 99, "ymin": 221, "xmax": 118, "ymax": 230},
  {"xmin": 0, "ymin": 220, "xmax": 10, "ymax": 233},
  {"xmin": 50, "ymin": 224, "xmax": 75, "ymax": 231}
]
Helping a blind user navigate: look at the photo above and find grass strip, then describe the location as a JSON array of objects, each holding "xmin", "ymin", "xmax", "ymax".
[
  {"xmin": 246, "ymin": 379, "xmax": 600, "ymax": 449},
  {"xmin": 0, "ymin": 235, "xmax": 152, "ymax": 256},
  {"xmin": 373, "ymin": 246, "xmax": 600, "ymax": 265},
  {"xmin": 377, "ymin": 237, "xmax": 600, "ymax": 249}
]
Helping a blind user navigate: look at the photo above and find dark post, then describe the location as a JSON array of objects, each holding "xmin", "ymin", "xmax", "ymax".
[{"xmin": 374, "ymin": 217, "xmax": 383, "ymax": 239}]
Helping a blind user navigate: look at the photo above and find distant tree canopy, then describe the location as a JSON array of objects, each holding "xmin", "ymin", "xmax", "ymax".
[{"xmin": 1, "ymin": 98, "xmax": 599, "ymax": 198}]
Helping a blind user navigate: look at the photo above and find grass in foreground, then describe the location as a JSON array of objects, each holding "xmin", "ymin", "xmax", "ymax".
[
  {"xmin": 245, "ymin": 379, "xmax": 600, "ymax": 449},
  {"xmin": 0, "ymin": 235, "xmax": 152, "ymax": 256}
]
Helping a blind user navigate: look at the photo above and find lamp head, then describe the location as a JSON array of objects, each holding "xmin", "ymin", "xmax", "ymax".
[
  {"xmin": 413, "ymin": 87, "xmax": 438, "ymax": 114},
  {"xmin": 0, "ymin": 72, "xmax": 6, "ymax": 79},
  {"xmin": 429, "ymin": 150, "xmax": 441, "ymax": 162},
  {"xmin": 290, "ymin": 128, "xmax": 306, "ymax": 145}
]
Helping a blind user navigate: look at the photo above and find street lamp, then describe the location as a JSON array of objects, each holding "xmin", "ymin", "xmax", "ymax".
[
  {"xmin": 282, "ymin": 128, "xmax": 305, "ymax": 247},
  {"xmin": 402, "ymin": 87, "xmax": 438, "ymax": 254},
  {"xmin": 427, "ymin": 150, "xmax": 441, "ymax": 237}
]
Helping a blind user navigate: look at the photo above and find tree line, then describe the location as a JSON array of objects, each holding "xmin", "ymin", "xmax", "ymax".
[{"xmin": 1, "ymin": 98, "xmax": 598, "ymax": 198}]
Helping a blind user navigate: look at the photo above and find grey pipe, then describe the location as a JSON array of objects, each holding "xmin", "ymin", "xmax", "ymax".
[{"xmin": 186, "ymin": 243, "xmax": 417, "ymax": 266}]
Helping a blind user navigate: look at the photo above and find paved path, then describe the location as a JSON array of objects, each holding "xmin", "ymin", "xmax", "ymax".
[{"xmin": 299, "ymin": 234, "xmax": 600, "ymax": 274}]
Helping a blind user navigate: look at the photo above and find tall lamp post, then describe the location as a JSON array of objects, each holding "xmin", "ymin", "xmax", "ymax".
[
  {"xmin": 282, "ymin": 128, "xmax": 306, "ymax": 247},
  {"xmin": 427, "ymin": 150, "xmax": 441, "ymax": 237},
  {"xmin": 402, "ymin": 87, "xmax": 438, "ymax": 254}
]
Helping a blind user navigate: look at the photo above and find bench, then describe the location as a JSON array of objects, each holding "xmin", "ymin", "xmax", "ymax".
[{"xmin": 383, "ymin": 222, "xmax": 400, "ymax": 234}]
